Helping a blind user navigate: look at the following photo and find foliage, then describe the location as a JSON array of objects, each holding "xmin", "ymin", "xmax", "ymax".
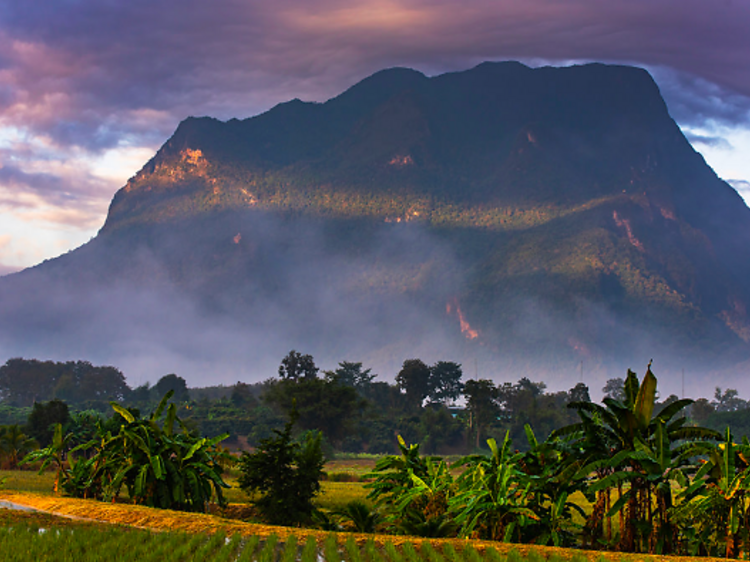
[
  {"xmin": 449, "ymin": 433, "xmax": 536, "ymax": 542},
  {"xmin": 0, "ymin": 358, "xmax": 129, "ymax": 407},
  {"xmin": 0, "ymin": 424, "xmax": 38, "ymax": 470},
  {"xmin": 238, "ymin": 411, "xmax": 325, "ymax": 525},
  {"xmin": 23, "ymin": 391, "xmax": 231, "ymax": 512},
  {"xmin": 365, "ymin": 435, "xmax": 456, "ymax": 535},
  {"xmin": 26, "ymin": 399, "xmax": 70, "ymax": 447},
  {"xmin": 333, "ymin": 500, "xmax": 382, "ymax": 533},
  {"xmin": 153, "ymin": 374, "xmax": 190, "ymax": 402},
  {"xmin": 555, "ymin": 363, "xmax": 720, "ymax": 554},
  {"xmin": 94, "ymin": 391, "xmax": 231, "ymax": 511},
  {"xmin": 264, "ymin": 376, "xmax": 361, "ymax": 447},
  {"xmin": 396, "ymin": 359, "xmax": 433, "ymax": 410},
  {"xmin": 325, "ymin": 361, "xmax": 376, "ymax": 390},
  {"xmin": 279, "ymin": 350, "xmax": 319, "ymax": 381},
  {"xmin": 673, "ymin": 428, "xmax": 750, "ymax": 557}
]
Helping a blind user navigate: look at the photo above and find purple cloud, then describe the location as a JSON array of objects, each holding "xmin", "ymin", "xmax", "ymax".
[{"xmin": 1, "ymin": 0, "xmax": 749, "ymax": 148}]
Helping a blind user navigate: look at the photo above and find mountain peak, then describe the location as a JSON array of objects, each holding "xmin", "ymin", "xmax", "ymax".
[{"xmin": 6, "ymin": 61, "xmax": 750, "ymax": 386}]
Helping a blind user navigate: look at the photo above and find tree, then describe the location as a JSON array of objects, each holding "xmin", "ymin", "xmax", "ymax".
[
  {"xmin": 602, "ymin": 377, "xmax": 626, "ymax": 402},
  {"xmin": 449, "ymin": 433, "xmax": 535, "ymax": 541},
  {"xmin": 690, "ymin": 398, "xmax": 715, "ymax": 424},
  {"xmin": 264, "ymin": 377, "xmax": 361, "ymax": 447},
  {"xmin": 26, "ymin": 399, "xmax": 70, "ymax": 447},
  {"xmin": 230, "ymin": 382, "xmax": 257, "ymax": 408},
  {"xmin": 53, "ymin": 361, "xmax": 130, "ymax": 405},
  {"xmin": 396, "ymin": 359, "xmax": 432, "ymax": 410},
  {"xmin": 569, "ymin": 383, "xmax": 591, "ymax": 403},
  {"xmin": 153, "ymin": 374, "xmax": 189, "ymax": 402},
  {"xmin": 713, "ymin": 388, "xmax": 748, "ymax": 412},
  {"xmin": 238, "ymin": 412, "xmax": 324, "ymax": 525},
  {"xmin": 0, "ymin": 358, "xmax": 131, "ymax": 407},
  {"xmin": 673, "ymin": 427, "xmax": 750, "ymax": 558},
  {"xmin": 365, "ymin": 435, "xmax": 456, "ymax": 536},
  {"xmin": 0, "ymin": 358, "xmax": 59, "ymax": 406},
  {"xmin": 129, "ymin": 383, "xmax": 152, "ymax": 404},
  {"xmin": 325, "ymin": 361, "xmax": 376, "ymax": 389},
  {"xmin": 428, "ymin": 361, "xmax": 464, "ymax": 405},
  {"xmin": 464, "ymin": 379, "xmax": 500, "ymax": 449},
  {"xmin": 22, "ymin": 422, "xmax": 73, "ymax": 493},
  {"xmin": 278, "ymin": 350, "xmax": 319, "ymax": 381},
  {"xmin": 0, "ymin": 424, "xmax": 38, "ymax": 469}
]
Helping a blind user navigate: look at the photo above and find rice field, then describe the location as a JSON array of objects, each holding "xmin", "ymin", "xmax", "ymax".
[
  {"xmin": 0, "ymin": 465, "xmax": 723, "ymax": 562},
  {"xmin": 0, "ymin": 518, "xmax": 594, "ymax": 562}
]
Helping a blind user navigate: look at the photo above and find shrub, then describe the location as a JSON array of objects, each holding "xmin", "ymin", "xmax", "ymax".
[{"xmin": 238, "ymin": 411, "xmax": 325, "ymax": 525}]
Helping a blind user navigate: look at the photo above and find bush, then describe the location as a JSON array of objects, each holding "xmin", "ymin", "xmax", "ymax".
[{"xmin": 237, "ymin": 412, "xmax": 325, "ymax": 525}]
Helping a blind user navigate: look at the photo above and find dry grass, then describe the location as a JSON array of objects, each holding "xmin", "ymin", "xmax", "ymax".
[{"xmin": 0, "ymin": 490, "xmax": 733, "ymax": 562}]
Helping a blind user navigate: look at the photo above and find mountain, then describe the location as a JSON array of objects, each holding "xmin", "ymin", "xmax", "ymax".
[{"xmin": 2, "ymin": 61, "xmax": 750, "ymax": 393}]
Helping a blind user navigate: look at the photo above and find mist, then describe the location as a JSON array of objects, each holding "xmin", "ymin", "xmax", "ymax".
[
  {"xmin": 0, "ymin": 204, "xmax": 743, "ymax": 404},
  {"xmin": 0, "ymin": 211, "xmax": 470, "ymax": 388}
]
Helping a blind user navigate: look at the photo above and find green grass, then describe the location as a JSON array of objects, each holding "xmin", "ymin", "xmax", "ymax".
[
  {"xmin": 0, "ymin": 470, "xmax": 55, "ymax": 494},
  {"xmin": 317, "ymin": 481, "xmax": 371, "ymax": 510},
  {"xmin": 0, "ymin": 503, "xmax": 714, "ymax": 562}
]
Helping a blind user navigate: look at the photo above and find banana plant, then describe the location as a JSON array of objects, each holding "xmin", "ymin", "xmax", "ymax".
[
  {"xmin": 22, "ymin": 423, "xmax": 73, "ymax": 493},
  {"xmin": 364, "ymin": 435, "xmax": 455, "ymax": 533},
  {"xmin": 448, "ymin": 432, "xmax": 538, "ymax": 542},
  {"xmin": 25, "ymin": 391, "xmax": 231, "ymax": 512},
  {"xmin": 673, "ymin": 428, "xmax": 750, "ymax": 558},
  {"xmin": 519, "ymin": 425, "xmax": 585, "ymax": 547},
  {"xmin": 101, "ymin": 390, "xmax": 231, "ymax": 511},
  {"xmin": 364, "ymin": 434, "xmax": 431, "ymax": 505},
  {"xmin": 555, "ymin": 363, "xmax": 720, "ymax": 553}
]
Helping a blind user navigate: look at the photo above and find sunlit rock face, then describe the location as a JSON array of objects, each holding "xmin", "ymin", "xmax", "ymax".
[{"xmin": 2, "ymin": 61, "xmax": 750, "ymax": 388}]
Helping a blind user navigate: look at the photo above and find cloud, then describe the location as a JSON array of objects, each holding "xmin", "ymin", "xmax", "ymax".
[
  {"xmin": 0, "ymin": 0, "xmax": 749, "ymax": 266},
  {"xmin": 648, "ymin": 66, "xmax": 750, "ymax": 129},
  {"xmin": 0, "ymin": 158, "xmax": 114, "ymax": 226},
  {"xmin": 685, "ymin": 133, "xmax": 733, "ymax": 150},
  {"xmin": 1, "ymin": 0, "xmax": 749, "ymax": 144},
  {"xmin": 0, "ymin": 264, "xmax": 20, "ymax": 277},
  {"xmin": 728, "ymin": 180, "xmax": 750, "ymax": 201}
]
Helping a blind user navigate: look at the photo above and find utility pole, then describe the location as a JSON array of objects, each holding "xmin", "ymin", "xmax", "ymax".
[{"xmin": 580, "ymin": 360, "xmax": 583, "ymax": 382}]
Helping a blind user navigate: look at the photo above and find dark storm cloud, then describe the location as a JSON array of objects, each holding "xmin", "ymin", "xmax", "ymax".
[{"xmin": 1, "ymin": 0, "xmax": 750, "ymax": 151}]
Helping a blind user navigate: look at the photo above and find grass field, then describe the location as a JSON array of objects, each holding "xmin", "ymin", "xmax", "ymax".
[
  {"xmin": 0, "ymin": 511, "xmax": 596, "ymax": 562},
  {"xmin": 0, "ymin": 465, "xmax": 724, "ymax": 562}
]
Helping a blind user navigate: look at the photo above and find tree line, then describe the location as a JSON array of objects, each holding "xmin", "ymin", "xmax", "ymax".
[
  {"xmin": 8, "ymin": 359, "xmax": 750, "ymax": 557},
  {"xmin": 357, "ymin": 366, "xmax": 747, "ymax": 557},
  {"xmin": 2, "ymin": 354, "xmax": 750, "ymax": 457}
]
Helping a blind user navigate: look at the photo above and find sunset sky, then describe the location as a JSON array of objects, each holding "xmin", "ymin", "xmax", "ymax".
[{"xmin": 1, "ymin": 0, "xmax": 749, "ymax": 275}]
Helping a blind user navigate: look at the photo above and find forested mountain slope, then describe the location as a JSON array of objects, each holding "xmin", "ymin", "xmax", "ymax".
[{"xmin": 2, "ymin": 62, "xmax": 749, "ymax": 388}]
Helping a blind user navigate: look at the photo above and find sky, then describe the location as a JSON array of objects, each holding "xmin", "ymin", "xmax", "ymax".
[{"xmin": 1, "ymin": 0, "xmax": 749, "ymax": 275}]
